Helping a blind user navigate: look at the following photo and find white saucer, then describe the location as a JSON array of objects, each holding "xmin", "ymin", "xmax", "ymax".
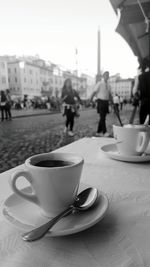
[
  {"xmin": 2, "ymin": 183, "xmax": 108, "ymax": 237},
  {"xmin": 101, "ymin": 143, "xmax": 150, "ymax": 163}
]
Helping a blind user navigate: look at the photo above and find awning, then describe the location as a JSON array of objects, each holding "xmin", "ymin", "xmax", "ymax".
[{"xmin": 110, "ymin": 0, "xmax": 150, "ymax": 60}]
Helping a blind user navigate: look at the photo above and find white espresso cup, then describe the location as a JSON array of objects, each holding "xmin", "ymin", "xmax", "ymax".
[
  {"xmin": 10, "ymin": 152, "xmax": 84, "ymax": 217},
  {"xmin": 113, "ymin": 125, "xmax": 150, "ymax": 156}
]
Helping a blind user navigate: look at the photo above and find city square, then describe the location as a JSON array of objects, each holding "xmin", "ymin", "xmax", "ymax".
[{"xmin": 0, "ymin": 0, "xmax": 150, "ymax": 266}]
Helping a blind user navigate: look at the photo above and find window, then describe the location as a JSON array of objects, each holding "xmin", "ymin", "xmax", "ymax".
[
  {"xmin": 8, "ymin": 68, "xmax": 11, "ymax": 73},
  {"xmin": 15, "ymin": 77, "xmax": 17, "ymax": 83},
  {"xmin": 8, "ymin": 78, "xmax": 10, "ymax": 83},
  {"xmin": 2, "ymin": 76, "xmax": 6, "ymax": 84},
  {"xmin": 30, "ymin": 69, "xmax": 32, "ymax": 75},
  {"xmin": 14, "ymin": 68, "xmax": 17, "ymax": 73},
  {"xmin": 31, "ymin": 79, "xmax": 32, "ymax": 84},
  {"xmin": 18, "ymin": 87, "xmax": 20, "ymax": 91},
  {"xmin": 24, "ymin": 77, "xmax": 26, "ymax": 83},
  {"xmin": 1, "ymin": 62, "xmax": 5, "ymax": 68}
]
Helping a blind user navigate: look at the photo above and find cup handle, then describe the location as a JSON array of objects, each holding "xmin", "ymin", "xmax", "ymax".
[
  {"xmin": 136, "ymin": 132, "xmax": 149, "ymax": 153},
  {"xmin": 10, "ymin": 170, "xmax": 39, "ymax": 205}
]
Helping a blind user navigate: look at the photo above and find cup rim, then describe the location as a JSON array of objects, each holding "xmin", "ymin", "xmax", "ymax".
[
  {"xmin": 113, "ymin": 124, "xmax": 150, "ymax": 131},
  {"xmin": 25, "ymin": 152, "xmax": 84, "ymax": 169}
]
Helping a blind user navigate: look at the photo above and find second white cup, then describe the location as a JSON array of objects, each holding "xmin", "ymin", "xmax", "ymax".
[{"xmin": 113, "ymin": 125, "xmax": 150, "ymax": 156}]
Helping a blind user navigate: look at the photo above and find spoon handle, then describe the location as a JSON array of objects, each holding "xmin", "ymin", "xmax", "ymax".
[{"xmin": 22, "ymin": 206, "xmax": 74, "ymax": 242}]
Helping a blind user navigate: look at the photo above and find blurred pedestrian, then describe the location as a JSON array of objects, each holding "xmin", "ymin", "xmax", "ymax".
[
  {"xmin": 46, "ymin": 101, "xmax": 51, "ymax": 110},
  {"xmin": 120, "ymin": 96, "xmax": 123, "ymax": 110},
  {"xmin": 133, "ymin": 58, "xmax": 150, "ymax": 124},
  {"xmin": 123, "ymin": 98, "xmax": 127, "ymax": 108},
  {"xmin": 23, "ymin": 95, "xmax": 28, "ymax": 109},
  {"xmin": 89, "ymin": 71, "xmax": 112, "ymax": 137},
  {"xmin": 0, "ymin": 90, "xmax": 7, "ymax": 121},
  {"xmin": 5, "ymin": 89, "xmax": 12, "ymax": 120},
  {"xmin": 61, "ymin": 78, "xmax": 82, "ymax": 136},
  {"xmin": 113, "ymin": 94, "xmax": 120, "ymax": 113}
]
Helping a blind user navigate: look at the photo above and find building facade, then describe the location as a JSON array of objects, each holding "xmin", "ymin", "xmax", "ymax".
[
  {"xmin": 109, "ymin": 74, "xmax": 134, "ymax": 100},
  {"xmin": 8, "ymin": 60, "xmax": 41, "ymax": 98},
  {"xmin": 0, "ymin": 55, "xmax": 95, "ymax": 100},
  {"xmin": 7, "ymin": 59, "xmax": 66, "ymax": 99},
  {"xmin": 0, "ymin": 60, "xmax": 9, "ymax": 91}
]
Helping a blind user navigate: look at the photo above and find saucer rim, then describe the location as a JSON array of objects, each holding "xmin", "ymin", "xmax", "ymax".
[
  {"xmin": 101, "ymin": 143, "xmax": 150, "ymax": 163},
  {"xmin": 2, "ymin": 183, "xmax": 109, "ymax": 237}
]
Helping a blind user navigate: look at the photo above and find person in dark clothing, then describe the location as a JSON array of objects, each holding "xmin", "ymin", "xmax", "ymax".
[
  {"xmin": 61, "ymin": 78, "xmax": 82, "ymax": 136},
  {"xmin": 5, "ymin": 89, "xmax": 12, "ymax": 120},
  {"xmin": 0, "ymin": 90, "xmax": 7, "ymax": 121},
  {"xmin": 133, "ymin": 58, "xmax": 150, "ymax": 124},
  {"xmin": 139, "ymin": 70, "xmax": 150, "ymax": 124}
]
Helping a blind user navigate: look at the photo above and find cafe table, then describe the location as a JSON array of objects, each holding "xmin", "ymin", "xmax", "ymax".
[{"xmin": 0, "ymin": 137, "xmax": 150, "ymax": 267}]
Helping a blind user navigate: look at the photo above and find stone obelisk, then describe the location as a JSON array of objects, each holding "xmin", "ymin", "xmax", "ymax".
[{"xmin": 96, "ymin": 27, "xmax": 101, "ymax": 82}]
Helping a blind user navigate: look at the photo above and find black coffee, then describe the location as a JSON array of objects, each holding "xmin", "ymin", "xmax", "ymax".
[{"xmin": 35, "ymin": 159, "xmax": 73, "ymax": 168}]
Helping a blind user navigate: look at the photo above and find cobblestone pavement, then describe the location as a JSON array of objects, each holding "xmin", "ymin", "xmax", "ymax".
[{"xmin": 0, "ymin": 106, "xmax": 137, "ymax": 173}]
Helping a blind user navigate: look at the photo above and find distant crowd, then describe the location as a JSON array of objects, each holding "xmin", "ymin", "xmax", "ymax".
[
  {"xmin": 13, "ymin": 95, "xmax": 62, "ymax": 112},
  {"xmin": 0, "ymin": 92, "xmax": 63, "ymax": 122}
]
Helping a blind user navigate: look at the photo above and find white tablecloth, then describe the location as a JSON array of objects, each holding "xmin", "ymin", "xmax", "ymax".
[{"xmin": 0, "ymin": 137, "xmax": 150, "ymax": 267}]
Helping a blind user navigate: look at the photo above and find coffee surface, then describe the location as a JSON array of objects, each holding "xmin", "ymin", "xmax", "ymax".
[{"xmin": 35, "ymin": 159, "xmax": 73, "ymax": 168}]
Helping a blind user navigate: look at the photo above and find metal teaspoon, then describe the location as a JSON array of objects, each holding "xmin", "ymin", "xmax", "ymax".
[{"xmin": 22, "ymin": 187, "xmax": 98, "ymax": 242}]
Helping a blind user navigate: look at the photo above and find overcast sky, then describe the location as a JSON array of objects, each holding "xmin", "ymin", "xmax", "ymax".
[{"xmin": 0, "ymin": 0, "xmax": 138, "ymax": 78}]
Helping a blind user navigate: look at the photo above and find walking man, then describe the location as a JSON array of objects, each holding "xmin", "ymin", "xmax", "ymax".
[{"xmin": 90, "ymin": 71, "xmax": 112, "ymax": 137}]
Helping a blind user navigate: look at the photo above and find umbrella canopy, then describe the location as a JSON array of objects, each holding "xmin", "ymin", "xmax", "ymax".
[{"xmin": 110, "ymin": 0, "xmax": 150, "ymax": 60}]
